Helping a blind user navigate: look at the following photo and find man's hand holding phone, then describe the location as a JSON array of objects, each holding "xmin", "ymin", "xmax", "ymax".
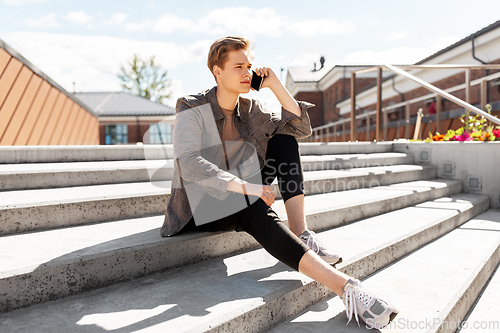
[{"xmin": 251, "ymin": 67, "xmax": 279, "ymax": 91}]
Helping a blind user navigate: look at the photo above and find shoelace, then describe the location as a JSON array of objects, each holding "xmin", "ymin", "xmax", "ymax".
[
  {"xmin": 303, "ymin": 231, "xmax": 323, "ymax": 254},
  {"xmin": 343, "ymin": 285, "xmax": 360, "ymax": 326},
  {"xmin": 342, "ymin": 284, "xmax": 374, "ymax": 327}
]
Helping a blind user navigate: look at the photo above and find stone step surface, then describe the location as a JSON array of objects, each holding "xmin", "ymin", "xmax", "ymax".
[
  {"xmin": 0, "ymin": 144, "xmax": 174, "ymax": 164},
  {"xmin": 0, "ymin": 181, "xmax": 170, "ymax": 235},
  {"xmin": 0, "ymin": 194, "xmax": 490, "ymax": 332},
  {"xmin": 0, "ymin": 152, "xmax": 413, "ymax": 191},
  {"xmin": 298, "ymin": 142, "xmax": 394, "ymax": 155},
  {"xmin": 0, "ymin": 142, "xmax": 395, "ymax": 164},
  {"xmin": 0, "ymin": 160, "xmax": 175, "ymax": 191},
  {"xmin": 0, "ymin": 164, "xmax": 436, "ymax": 235},
  {"xmin": 269, "ymin": 209, "xmax": 500, "ymax": 333},
  {"xmin": 460, "ymin": 256, "xmax": 500, "ymax": 332},
  {"xmin": 300, "ymin": 152, "xmax": 413, "ymax": 172},
  {"xmin": 0, "ymin": 179, "xmax": 464, "ymax": 312}
]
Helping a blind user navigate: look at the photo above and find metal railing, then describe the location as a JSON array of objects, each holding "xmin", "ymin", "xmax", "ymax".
[{"xmin": 308, "ymin": 64, "xmax": 500, "ymax": 142}]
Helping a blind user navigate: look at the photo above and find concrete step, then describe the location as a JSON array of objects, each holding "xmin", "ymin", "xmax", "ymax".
[
  {"xmin": 299, "ymin": 142, "xmax": 394, "ymax": 155},
  {"xmin": 0, "ymin": 142, "xmax": 395, "ymax": 164},
  {"xmin": 269, "ymin": 209, "xmax": 500, "ymax": 333},
  {"xmin": 0, "ymin": 180, "xmax": 467, "ymax": 312},
  {"xmin": 0, "ymin": 164, "xmax": 437, "ymax": 235},
  {"xmin": 301, "ymin": 152, "xmax": 413, "ymax": 172},
  {"xmin": 0, "ymin": 181, "xmax": 170, "ymax": 235},
  {"xmin": 0, "ymin": 144, "xmax": 174, "ymax": 164},
  {"xmin": 0, "ymin": 194, "xmax": 490, "ymax": 331},
  {"xmin": 0, "ymin": 152, "xmax": 413, "ymax": 191},
  {"xmin": 0, "ymin": 160, "xmax": 175, "ymax": 191},
  {"xmin": 459, "ymin": 258, "xmax": 500, "ymax": 332},
  {"xmin": 277, "ymin": 164, "xmax": 435, "ymax": 199}
]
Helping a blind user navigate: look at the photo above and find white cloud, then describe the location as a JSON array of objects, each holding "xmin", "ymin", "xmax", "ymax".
[
  {"xmin": 2, "ymin": 0, "xmax": 48, "ymax": 5},
  {"xmin": 385, "ymin": 32, "xmax": 409, "ymax": 42},
  {"xmin": 64, "ymin": 11, "xmax": 92, "ymax": 25},
  {"xmin": 124, "ymin": 22, "xmax": 151, "ymax": 32},
  {"xmin": 3, "ymin": 32, "xmax": 213, "ymax": 96},
  {"xmin": 87, "ymin": 13, "xmax": 129, "ymax": 30},
  {"xmin": 288, "ymin": 19, "xmax": 355, "ymax": 37},
  {"xmin": 188, "ymin": 7, "xmax": 286, "ymax": 37},
  {"xmin": 24, "ymin": 13, "xmax": 59, "ymax": 29},
  {"xmin": 110, "ymin": 7, "xmax": 354, "ymax": 38},
  {"xmin": 164, "ymin": 79, "xmax": 184, "ymax": 107},
  {"xmin": 289, "ymin": 52, "xmax": 322, "ymax": 67},
  {"xmin": 101, "ymin": 13, "xmax": 128, "ymax": 26},
  {"xmin": 340, "ymin": 46, "xmax": 434, "ymax": 65},
  {"xmin": 151, "ymin": 14, "xmax": 193, "ymax": 34},
  {"xmin": 428, "ymin": 35, "xmax": 461, "ymax": 51}
]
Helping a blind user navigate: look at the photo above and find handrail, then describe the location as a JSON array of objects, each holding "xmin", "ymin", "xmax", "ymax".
[
  {"xmin": 394, "ymin": 64, "xmax": 500, "ymax": 70},
  {"xmin": 385, "ymin": 64, "xmax": 500, "ymax": 126},
  {"xmin": 381, "ymin": 70, "xmax": 500, "ymax": 113},
  {"xmin": 309, "ymin": 64, "xmax": 500, "ymax": 142}
]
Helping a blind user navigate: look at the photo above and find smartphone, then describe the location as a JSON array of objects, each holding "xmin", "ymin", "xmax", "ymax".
[{"xmin": 251, "ymin": 70, "xmax": 263, "ymax": 91}]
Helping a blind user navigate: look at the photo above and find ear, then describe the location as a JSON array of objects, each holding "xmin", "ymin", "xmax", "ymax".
[{"xmin": 213, "ymin": 65, "xmax": 221, "ymax": 78}]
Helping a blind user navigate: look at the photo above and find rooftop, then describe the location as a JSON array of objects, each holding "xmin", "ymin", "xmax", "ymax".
[{"xmin": 74, "ymin": 92, "xmax": 175, "ymax": 117}]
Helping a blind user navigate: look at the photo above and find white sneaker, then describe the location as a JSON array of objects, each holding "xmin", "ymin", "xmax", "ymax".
[
  {"xmin": 298, "ymin": 229, "xmax": 342, "ymax": 265},
  {"xmin": 342, "ymin": 278, "xmax": 399, "ymax": 329}
]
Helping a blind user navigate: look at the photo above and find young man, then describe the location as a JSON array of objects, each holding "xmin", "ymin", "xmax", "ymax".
[{"xmin": 161, "ymin": 36, "xmax": 398, "ymax": 329}]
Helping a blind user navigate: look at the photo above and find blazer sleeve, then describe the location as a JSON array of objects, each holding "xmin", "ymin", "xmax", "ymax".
[
  {"xmin": 173, "ymin": 97, "xmax": 237, "ymax": 200},
  {"xmin": 269, "ymin": 100, "xmax": 314, "ymax": 139}
]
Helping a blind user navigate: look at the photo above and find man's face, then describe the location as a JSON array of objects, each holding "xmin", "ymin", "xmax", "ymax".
[{"xmin": 215, "ymin": 49, "xmax": 254, "ymax": 94}]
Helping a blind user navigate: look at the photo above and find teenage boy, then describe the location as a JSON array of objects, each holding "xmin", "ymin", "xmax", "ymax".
[{"xmin": 161, "ymin": 36, "xmax": 398, "ymax": 329}]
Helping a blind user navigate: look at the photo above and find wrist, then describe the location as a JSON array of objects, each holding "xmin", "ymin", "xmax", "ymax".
[{"xmin": 268, "ymin": 78, "xmax": 282, "ymax": 92}]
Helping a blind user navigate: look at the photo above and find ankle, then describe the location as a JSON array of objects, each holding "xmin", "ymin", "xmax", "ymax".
[{"xmin": 290, "ymin": 226, "xmax": 306, "ymax": 237}]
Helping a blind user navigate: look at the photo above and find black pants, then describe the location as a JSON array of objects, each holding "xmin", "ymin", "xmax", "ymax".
[{"xmin": 181, "ymin": 134, "xmax": 309, "ymax": 271}]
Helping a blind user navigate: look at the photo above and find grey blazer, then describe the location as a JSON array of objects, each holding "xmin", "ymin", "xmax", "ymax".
[{"xmin": 160, "ymin": 85, "xmax": 314, "ymax": 237}]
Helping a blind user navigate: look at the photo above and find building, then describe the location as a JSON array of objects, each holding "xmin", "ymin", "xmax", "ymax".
[
  {"xmin": 0, "ymin": 39, "xmax": 99, "ymax": 145},
  {"xmin": 287, "ymin": 20, "xmax": 500, "ymax": 141},
  {"xmin": 74, "ymin": 92, "xmax": 175, "ymax": 145}
]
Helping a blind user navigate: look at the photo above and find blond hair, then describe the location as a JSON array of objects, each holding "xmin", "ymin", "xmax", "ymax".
[{"xmin": 207, "ymin": 36, "xmax": 254, "ymax": 83}]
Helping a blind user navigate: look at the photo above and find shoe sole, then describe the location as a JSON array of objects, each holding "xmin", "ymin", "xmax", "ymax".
[
  {"xmin": 380, "ymin": 311, "xmax": 399, "ymax": 329},
  {"xmin": 367, "ymin": 311, "xmax": 399, "ymax": 330},
  {"xmin": 329, "ymin": 257, "xmax": 343, "ymax": 267}
]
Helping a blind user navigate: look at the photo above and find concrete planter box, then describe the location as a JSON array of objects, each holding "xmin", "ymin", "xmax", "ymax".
[{"xmin": 394, "ymin": 141, "xmax": 500, "ymax": 207}]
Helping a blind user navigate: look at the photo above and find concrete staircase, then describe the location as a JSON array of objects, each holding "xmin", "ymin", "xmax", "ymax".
[{"xmin": 0, "ymin": 142, "xmax": 498, "ymax": 332}]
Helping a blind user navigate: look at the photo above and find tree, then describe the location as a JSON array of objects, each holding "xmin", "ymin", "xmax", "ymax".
[{"xmin": 118, "ymin": 54, "xmax": 172, "ymax": 104}]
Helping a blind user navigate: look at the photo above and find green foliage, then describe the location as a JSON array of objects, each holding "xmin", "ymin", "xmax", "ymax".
[{"xmin": 118, "ymin": 54, "xmax": 172, "ymax": 104}]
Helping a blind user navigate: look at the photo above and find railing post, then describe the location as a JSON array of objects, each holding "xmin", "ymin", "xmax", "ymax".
[
  {"xmin": 383, "ymin": 110, "xmax": 387, "ymax": 141},
  {"xmin": 351, "ymin": 72, "xmax": 357, "ymax": 142},
  {"xmin": 436, "ymin": 95, "xmax": 441, "ymax": 134},
  {"xmin": 465, "ymin": 68, "xmax": 471, "ymax": 130},
  {"xmin": 366, "ymin": 114, "xmax": 371, "ymax": 141},
  {"xmin": 342, "ymin": 121, "xmax": 346, "ymax": 142},
  {"xmin": 334, "ymin": 124, "xmax": 337, "ymax": 142},
  {"xmin": 376, "ymin": 67, "xmax": 383, "ymax": 141},
  {"xmin": 405, "ymin": 103, "xmax": 410, "ymax": 139},
  {"xmin": 480, "ymin": 79, "xmax": 487, "ymax": 110}
]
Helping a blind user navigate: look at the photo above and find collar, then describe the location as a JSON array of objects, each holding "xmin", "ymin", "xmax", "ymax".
[{"xmin": 206, "ymin": 86, "xmax": 246, "ymax": 122}]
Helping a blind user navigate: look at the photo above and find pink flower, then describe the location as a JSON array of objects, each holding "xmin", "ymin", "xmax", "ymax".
[{"xmin": 452, "ymin": 132, "xmax": 472, "ymax": 141}]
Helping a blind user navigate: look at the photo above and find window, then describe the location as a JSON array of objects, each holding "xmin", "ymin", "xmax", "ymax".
[
  {"xmin": 105, "ymin": 124, "xmax": 128, "ymax": 145},
  {"xmin": 149, "ymin": 123, "xmax": 172, "ymax": 144}
]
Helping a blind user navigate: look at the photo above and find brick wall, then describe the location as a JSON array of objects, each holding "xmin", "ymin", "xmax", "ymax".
[
  {"xmin": 295, "ymin": 91, "xmax": 323, "ymax": 128},
  {"xmin": 294, "ymin": 77, "xmax": 377, "ymax": 128}
]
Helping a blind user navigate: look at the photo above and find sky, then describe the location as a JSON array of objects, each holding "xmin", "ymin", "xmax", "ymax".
[{"xmin": 1, "ymin": 0, "xmax": 500, "ymax": 112}]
